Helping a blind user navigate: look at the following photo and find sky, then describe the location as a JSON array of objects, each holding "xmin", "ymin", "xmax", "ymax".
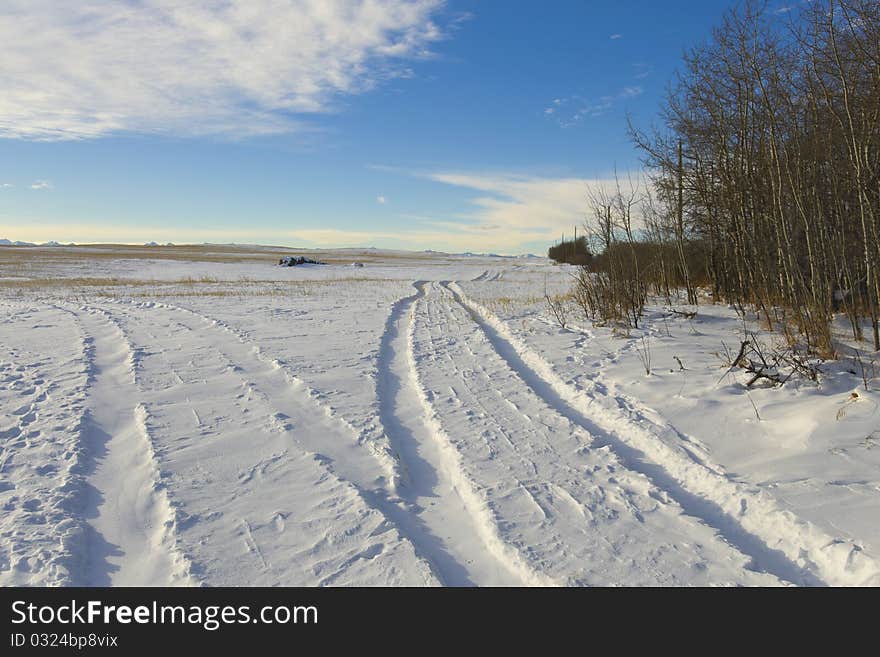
[{"xmin": 0, "ymin": 1, "xmax": 775, "ymax": 254}]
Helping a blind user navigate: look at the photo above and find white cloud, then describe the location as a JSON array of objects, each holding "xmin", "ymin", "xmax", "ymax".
[
  {"xmin": 610, "ymin": 33, "xmax": 623, "ymax": 40},
  {"xmin": 377, "ymin": 195, "xmax": 387, "ymax": 204},
  {"xmin": 30, "ymin": 180, "xmax": 52, "ymax": 190},
  {"xmin": 0, "ymin": 0, "xmax": 445, "ymax": 140},
  {"xmin": 633, "ymin": 62, "xmax": 654, "ymax": 80},
  {"xmin": 412, "ymin": 170, "xmax": 644, "ymax": 251},
  {"xmin": 543, "ymin": 98, "xmax": 565, "ymax": 115},
  {"xmin": 546, "ymin": 86, "xmax": 643, "ymax": 127},
  {"xmin": 0, "ymin": 183, "xmax": 12, "ymax": 189},
  {"xmin": 361, "ymin": 166, "xmax": 646, "ymax": 251}
]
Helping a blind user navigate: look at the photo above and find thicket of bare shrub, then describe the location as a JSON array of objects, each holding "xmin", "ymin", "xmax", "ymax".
[{"xmin": 573, "ymin": 0, "xmax": 879, "ymax": 358}]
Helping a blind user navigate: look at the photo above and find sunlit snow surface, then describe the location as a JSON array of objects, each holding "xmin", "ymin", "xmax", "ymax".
[{"xmin": 1, "ymin": 245, "xmax": 878, "ymax": 586}]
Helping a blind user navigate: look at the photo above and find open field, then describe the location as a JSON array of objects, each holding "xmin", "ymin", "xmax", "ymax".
[
  {"xmin": 0, "ymin": 243, "xmax": 468, "ymax": 267},
  {"xmin": 1, "ymin": 245, "xmax": 878, "ymax": 586}
]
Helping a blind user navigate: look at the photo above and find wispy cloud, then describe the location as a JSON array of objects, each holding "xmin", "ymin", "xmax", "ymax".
[
  {"xmin": 29, "ymin": 180, "xmax": 52, "ymax": 190},
  {"xmin": 423, "ymin": 171, "xmax": 589, "ymax": 231},
  {"xmin": 0, "ymin": 0, "xmax": 446, "ymax": 141},
  {"xmin": 377, "ymin": 196, "xmax": 387, "ymax": 204},
  {"xmin": 610, "ymin": 33, "xmax": 623, "ymax": 40},
  {"xmin": 407, "ymin": 169, "xmax": 644, "ymax": 251},
  {"xmin": 633, "ymin": 62, "xmax": 654, "ymax": 80},
  {"xmin": 0, "ymin": 183, "xmax": 12, "ymax": 189},
  {"xmin": 363, "ymin": 165, "xmax": 647, "ymax": 251},
  {"xmin": 618, "ymin": 86, "xmax": 644, "ymax": 99},
  {"xmin": 544, "ymin": 86, "xmax": 643, "ymax": 127}
]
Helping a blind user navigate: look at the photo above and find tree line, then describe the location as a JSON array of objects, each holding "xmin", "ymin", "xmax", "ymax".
[
  {"xmin": 576, "ymin": 0, "xmax": 879, "ymax": 355},
  {"xmin": 548, "ymin": 234, "xmax": 592, "ymax": 266}
]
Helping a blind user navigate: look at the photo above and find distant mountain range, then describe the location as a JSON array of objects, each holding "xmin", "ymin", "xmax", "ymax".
[{"xmin": 0, "ymin": 239, "xmax": 71, "ymax": 247}]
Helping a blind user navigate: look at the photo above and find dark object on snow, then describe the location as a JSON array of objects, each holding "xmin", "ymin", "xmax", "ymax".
[{"xmin": 279, "ymin": 255, "xmax": 325, "ymax": 266}]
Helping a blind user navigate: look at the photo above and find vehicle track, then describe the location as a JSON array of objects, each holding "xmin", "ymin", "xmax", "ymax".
[
  {"xmin": 415, "ymin": 283, "xmax": 785, "ymax": 585},
  {"xmin": 443, "ymin": 281, "xmax": 880, "ymax": 586},
  {"xmin": 129, "ymin": 298, "xmax": 401, "ymax": 486},
  {"xmin": 376, "ymin": 282, "xmax": 550, "ymax": 586},
  {"xmin": 96, "ymin": 298, "xmax": 441, "ymax": 585},
  {"xmin": 70, "ymin": 305, "xmax": 193, "ymax": 586},
  {"xmin": 118, "ymin": 292, "xmax": 552, "ymax": 586},
  {"xmin": 124, "ymin": 294, "xmax": 545, "ymax": 585}
]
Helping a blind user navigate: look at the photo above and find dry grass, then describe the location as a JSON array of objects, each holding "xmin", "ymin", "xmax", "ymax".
[
  {"xmin": 94, "ymin": 288, "xmax": 314, "ymax": 298},
  {"xmin": 0, "ymin": 244, "xmax": 461, "ymax": 302},
  {"xmin": 0, "ymin": 276, "xmax": 220, "ymax": 289},
  {"xmin": 0, "ymin": 275, "xmax": 397, "ymax": 300},
  {"xmin": 0, "ymin": 244, "xmax": 463, "ymax": 267},
  {"xmin": 477, "ymin": 294, "xmax": 545, "ymax": 314},
  {"xmin": 0, "ymin": 244, "xmax": 278, "ymax": 265}
]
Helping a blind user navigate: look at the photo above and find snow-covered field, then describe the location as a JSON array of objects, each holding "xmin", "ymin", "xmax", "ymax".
[{"xmin": 1, "ymin": 245, "xmax": 878, "ymax": 587}]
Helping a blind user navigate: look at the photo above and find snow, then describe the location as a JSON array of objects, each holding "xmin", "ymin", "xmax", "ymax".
[{"xmin": 1, "ymin": 246, "xmax": 878, "ymax": 586}]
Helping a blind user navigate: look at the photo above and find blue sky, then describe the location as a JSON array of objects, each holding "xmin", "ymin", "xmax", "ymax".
[{"xmin": 0, "ymin": 1, "xmax": 752, "ymax": 253}]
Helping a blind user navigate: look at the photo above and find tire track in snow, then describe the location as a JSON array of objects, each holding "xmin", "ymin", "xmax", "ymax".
[
  {"xmin": 444, "ymin": 281, "xmax": 880, "ymax": 586},
  {"xmin": 67, "ymin": 305, "xmax": 194, "ymax": 586},
  {"xmin": 129, "ymin": 298, "xmax": 401, "ymax": 490},
  {"xmin": 417, "ymin": 284, "xmax": 781, "ymax": 585},
  {"xmin": 100, "ymin": 298, "xmax": 443, "ymax": 585},
  {"xmin": 375, "ymin": 282, "xmax": 554, "ymax": 586},
  {"xmin": 156, "ymin": 294, "xmax": 543, "ymax": 585}
]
